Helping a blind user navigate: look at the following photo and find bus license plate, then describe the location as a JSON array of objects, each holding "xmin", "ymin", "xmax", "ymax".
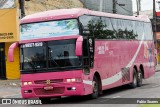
[{"xmin": 44, "ymin": 86, "xmax": 53, "ymax": 90}]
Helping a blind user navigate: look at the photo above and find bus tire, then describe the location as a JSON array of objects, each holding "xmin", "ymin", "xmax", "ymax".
[
  {"xmin": 130, "ymin": 68, "xmax": 137, "ymax": 88},
  {"xmin": 91, "ymin": 76, "xmax": 99, "ymax": 99},
  {"xmin": 137, "ymin": 70, "xmax": 143, "ymax": 87}
]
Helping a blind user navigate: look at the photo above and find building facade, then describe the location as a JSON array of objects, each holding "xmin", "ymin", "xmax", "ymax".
[
  {"xmin": 0, "ymin": 0, "xmax": 83, "ymax": 79},
  {"xmin": 0, "ymin": 0, "xmax": 20, "ymax": 79},
  {"xmin": 80, "ymin": 0, "xmax": 133, "ymax": 16},
  {"xmin": 155, "ymin": 12, "xmax": 160, "ymax": 64},
  {"xmin": 0, "ymin": 0, "xmax": 134, "ymax": 79}
]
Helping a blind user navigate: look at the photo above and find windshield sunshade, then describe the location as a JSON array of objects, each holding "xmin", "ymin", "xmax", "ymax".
[{"xmin": 20, "ymin": 19, "xmax": 79, "ymax": 40}]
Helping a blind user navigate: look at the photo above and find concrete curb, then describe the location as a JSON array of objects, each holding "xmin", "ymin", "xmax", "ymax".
[{"xmin": 0, "ymin": 80, "xmax": 20, "ymax": 87}]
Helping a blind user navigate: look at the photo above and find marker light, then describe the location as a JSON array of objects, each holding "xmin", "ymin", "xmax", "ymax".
[
  {"xmin": 66, "ymin": 78, "xmax": 81, "ymax": 82},
  {"xmin": 71, "ymin": 87, "xmax": 76, "ymax": 90},
  {"xmin": 23, "ymin": 81, "xmax": 33, "ymax": 86}
]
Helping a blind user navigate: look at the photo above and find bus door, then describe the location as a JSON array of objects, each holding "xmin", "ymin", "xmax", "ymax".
[
  {"xmin": 0, "ymin": 43, "xmax": 6, "ymax": 79},
  {"xmin": 82, "ymin": 34, "xmax": 95, "ymax": 75}
]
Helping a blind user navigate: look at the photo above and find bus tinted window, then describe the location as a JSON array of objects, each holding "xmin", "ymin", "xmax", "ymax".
[
  {"xmin": 80, "ymin": 15, "xmax": 114, "ymax": 39},
  {"xmin": 110, "ymin": 18, "xmax": 137, "ymax": 40},
  {"xmin": 144, "ymin": 23, "xmax": 153, "ymax": 40},
  {"xmin": 135, "ymin": 21, "xmax": 144, "ymax": 40},
  {"xmin": 79, "ymin": 15, "xmax": 152, "ymax": 41},
  {"xmin": 21, "ymin": 42, "xmax": 47, "ymax": 70},
  {"xmin": 79, "ymin": 15, "xmax": 92, "ymax": 34},
  {"xmin": 0, "ymin": 0, "xmax": 15, "ymax": 9},
  {"xmin": 79, "ymin": 15, "xmax": 101, "ymax": 37},
  {"xmin": 48, "ymin": 40, "xmax": 81, "ymax": 68},
  {"xmin": 97, "ymin": 17, "xmax": 115, "ymax": 39}
]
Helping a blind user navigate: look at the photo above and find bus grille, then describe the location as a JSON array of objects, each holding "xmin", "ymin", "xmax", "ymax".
[
  {"xmin": 34, "ymin": 79, "xmax": 63, "ymax": 84},
  {"xmin": 34, "ymin": 87, "xmax": 65, "ymax": 95}
]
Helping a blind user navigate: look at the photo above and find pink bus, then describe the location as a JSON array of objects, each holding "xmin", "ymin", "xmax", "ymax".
[{"xmin": 8, "ymin": 8, "xmax": 155, "ymax": 102}]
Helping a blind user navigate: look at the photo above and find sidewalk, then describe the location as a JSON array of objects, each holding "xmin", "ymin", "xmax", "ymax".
[
  {"xmin": 156, "ymin": 65, "xmax": 160, "ymax": 72},
  {"xmin": 0, "ymin": 79, "xmax": 20, "ymax": 87},
  {"xmin": 0, "ymin": 80, "xmax": 20, "ymax": 98}
]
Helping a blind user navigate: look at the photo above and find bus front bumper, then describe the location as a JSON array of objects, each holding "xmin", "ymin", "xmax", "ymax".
[{"xmin": 21, "ymin": 83, "xmax": 85, "ymax": 99}]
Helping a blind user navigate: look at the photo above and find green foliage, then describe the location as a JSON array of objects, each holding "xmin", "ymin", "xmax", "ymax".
[
  {"xmin": 140, "ymin": 104, "xmax": 160, "ymax": 107},
  {"xmin": 86, "ymin": 18, "xmax": 138, "ymax": 40}
]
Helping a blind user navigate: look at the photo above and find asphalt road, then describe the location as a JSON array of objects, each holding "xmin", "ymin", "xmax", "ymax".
[{"xmin": 1, "ymin": 72, "xmax": 160, "ymax": 107}]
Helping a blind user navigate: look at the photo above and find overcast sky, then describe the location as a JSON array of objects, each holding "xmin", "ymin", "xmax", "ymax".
[{"xmin": 132, "ymin": 0, "xmax": 159, "ymax": 11}]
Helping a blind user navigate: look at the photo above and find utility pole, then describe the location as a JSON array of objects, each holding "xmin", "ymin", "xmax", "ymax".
[
  {"xmin": 19, "ymin": 0, "xmax": 25, "ymax": 18},
  {"xmin": 99, "ymin": 0, "xmax": 103, "ymax": 12},
  {"xmin": 136, "ymin": 0, "xmax": 141, "ymax": 15},
  {"xmin": 113, "ymin": 0, "xmax": 117, "ymax": 13},
  {"xmin": 153, "ymin": 0, "xmax": 157, "ymax": 48},
  {"xmin": 139, "ymin": 0, "xmax": 141, "ymax": 11},
  {"xmin": 136, "ymin": 0, "xmax": 139, "ymax": 15}
]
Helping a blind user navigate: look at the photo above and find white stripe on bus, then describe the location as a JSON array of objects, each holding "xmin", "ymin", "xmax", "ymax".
[{"xmin": 83, "ymin": 33, "xmax": 153, "ymax": 87}]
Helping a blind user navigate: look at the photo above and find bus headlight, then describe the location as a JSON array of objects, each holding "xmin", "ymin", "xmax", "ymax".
[
  {"xmin": 23, "ymin": 81, "xmax": 33, "ymax": 86},
  {"xmin": 66, "ymin": 78, "xmax": 82, "ymax": 82}
]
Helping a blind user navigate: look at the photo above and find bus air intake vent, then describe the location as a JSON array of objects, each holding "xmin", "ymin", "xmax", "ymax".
[
  {"xmin": 34, "ymin": 79, "xmax": 63, "ymax": 84},
  {"xmin": 34, "ymin": 87, "xmax": 65, "ymax": 95}
]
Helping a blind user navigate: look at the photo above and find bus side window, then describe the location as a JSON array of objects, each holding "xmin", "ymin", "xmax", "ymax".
[
  {"xmin": 79, "ymin": 15, "xmax": 92, "ymax": 36},
  {"xmin": 144, "ymin": 23, "xmax": 153, "ymax": 40},
  {"xmin": 135, "ymin": 21, "xmax": 144, "ymax": 40},
  {"xmin": 79, "ymin": 15, "xmax": 95, "ymax": 68}
]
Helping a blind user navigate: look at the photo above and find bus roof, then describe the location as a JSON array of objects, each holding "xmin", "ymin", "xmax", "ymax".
[{"xmin": 21, "ymin": 8, "xmax": 150, "ymax": 24}]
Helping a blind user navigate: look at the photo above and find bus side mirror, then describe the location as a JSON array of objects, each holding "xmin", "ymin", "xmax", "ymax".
[
  {"xmin": 76, "ymin": 36, "xmax": 83, "ymax": 56},
  {"xmin": 8, "ymin": 42, "xmax": 19, "ymax": 62}
]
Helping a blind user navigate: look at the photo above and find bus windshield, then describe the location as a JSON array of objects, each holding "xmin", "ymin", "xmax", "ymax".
[
  {"xmin": 21, "ymin": 42, "xmax": 47, "ymax": 70},
  {"xmin": 20, "ymin": 19, "xmax": 79, "ymax": 40},
  {"xmin": 0, "ymin": 0, "xmax": 15, "ymax": 9},
  {"xmin": 21, "ymin": 40, "xmax": 82, "ymax": 73}
]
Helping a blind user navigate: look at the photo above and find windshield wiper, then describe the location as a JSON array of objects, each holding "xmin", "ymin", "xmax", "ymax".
[
  {"xmin": 28, "ymin": 61, "xmax": 37, "ymax": 72},
  {"xmin": 25, "ymin": 57, "xmax": 37, "ymax": 72},
  {"xmin": 49, "ymin": 57, "xmax": 60, "ymax": 67}
]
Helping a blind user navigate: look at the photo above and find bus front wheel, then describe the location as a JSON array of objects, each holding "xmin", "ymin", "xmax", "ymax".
[{"xmin": 91, "ymin": 76, "xmax": 99, "ymax": 99}]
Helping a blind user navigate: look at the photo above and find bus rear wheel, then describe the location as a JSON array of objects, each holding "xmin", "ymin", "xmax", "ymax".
[
  {"xmin": 130, "ymin": 68, "xmax": 137, "ymax": 88},
  {"xmin": 91, "ymin": 76, "xmax": 99, "ymax": 99},
  {"xmin": 137, "ymin": 70, "xmax": 143, "ymax": 87}
]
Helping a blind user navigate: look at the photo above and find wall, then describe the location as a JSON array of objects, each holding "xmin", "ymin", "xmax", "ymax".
[
  {"xmin": 5, "ymin": 43, "xmax": 20, "ymax": 79},
  {"xmin": 4, "ymin": 0, "xmax": 83, "ymax": 79}
]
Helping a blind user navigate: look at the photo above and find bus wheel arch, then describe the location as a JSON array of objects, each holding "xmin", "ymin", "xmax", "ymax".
[
  {"xmin": 139, "ymin": 64, "xmax": 144, "ymax": 79},
  {"xmin": 133, "ymin": 65, "xmax": 138, "ymax": 74},
  {"xmin": 91, "ymin": 72, "xmax": 102, "ymax": 98}
]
